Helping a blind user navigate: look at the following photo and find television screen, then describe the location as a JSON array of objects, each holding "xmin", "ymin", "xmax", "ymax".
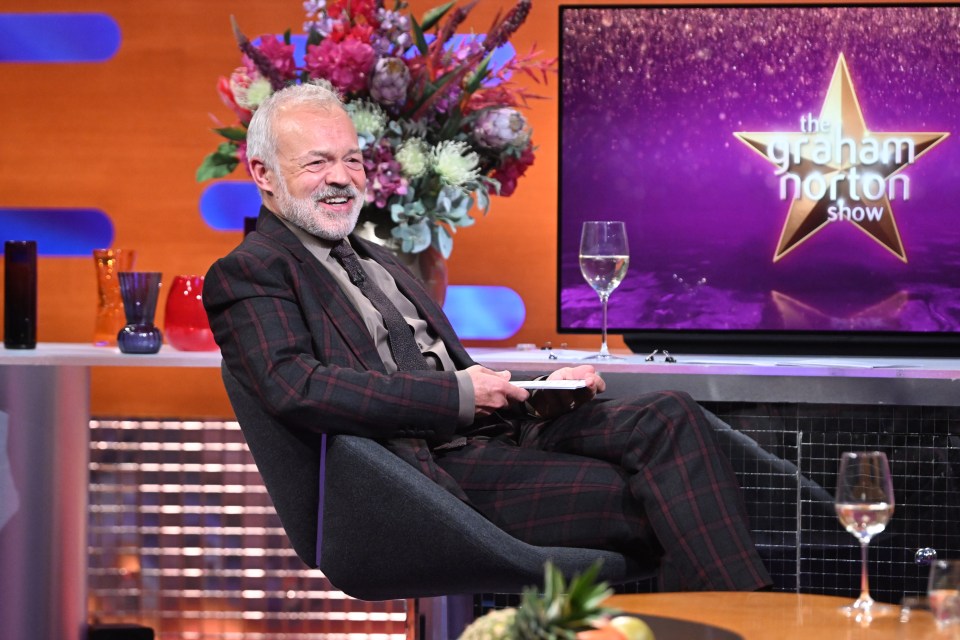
[{"xmin": 558, "ymin": 4, "xmax": 960, "ymax": 355}]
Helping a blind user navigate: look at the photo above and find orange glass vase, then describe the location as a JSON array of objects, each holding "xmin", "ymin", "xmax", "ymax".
[
  {"xmin": 164, "ymin": 275, "xmax": 218, "ymax": 351},
  {"xmin": 93, "ymin": 248, "xmax": 135, "ymax": 346}
]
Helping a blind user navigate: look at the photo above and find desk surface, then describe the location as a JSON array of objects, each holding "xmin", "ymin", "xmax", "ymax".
[
  {"xmin": 5, "ymin": 342, "xmax": 960, "ymax": 375},
  {"xmin": 469, "ymin": 348, "xmax": 960, "ymax": 406},
  {"xmin": 0, "ymin": 342, "xmax": 222, "ymax": 367},
  {"xmin": 5, "ymin": 343, "xmax": 960, "ymax": 405},
  {"xmin": 606, "ymin": 592, "xmax": 938, "ymax": 640},
  {"xmin": 469, "ymin": 347, "xmax": 960, "ymax": 379}
]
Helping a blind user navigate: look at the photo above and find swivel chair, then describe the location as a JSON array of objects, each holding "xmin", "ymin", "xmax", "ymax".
[{"xmin": 221, "ymin": 364, "xmax": 654, "ymax": 638}]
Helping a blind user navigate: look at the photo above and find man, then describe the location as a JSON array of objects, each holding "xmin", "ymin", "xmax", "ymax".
[{"xmin": 203, "ymin": 83, "xmax": 771, "ymax": 592}]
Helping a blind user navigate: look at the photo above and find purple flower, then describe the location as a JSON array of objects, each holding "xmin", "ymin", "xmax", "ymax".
[
  {"xmin": 373, "ymin": 8, "xmax": 412, "ymax": 54},
  {"xmin": 370, "ymin": 57, "xmax": 410, "ymax": 106},
  {"xmin": 473, "ymin": 108, "xmax": 530, "ymax": 149},
  {"xmin": 364, "ymin": 140, "xmax": 408, "ymax": 208}
]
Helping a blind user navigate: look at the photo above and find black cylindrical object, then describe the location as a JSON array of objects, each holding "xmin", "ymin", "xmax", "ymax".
[{"xmin": 4, "ymin": 240, "xmax": 37, "ymax": 349}]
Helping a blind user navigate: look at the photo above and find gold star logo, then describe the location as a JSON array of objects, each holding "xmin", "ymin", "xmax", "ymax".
[
  {"xmin": 736, "ymin": 54, "xmax": 948, "ymax": 262},
  {"xmin": 771, "ymin": 290, "xmax": 908, "ymax": 330}
]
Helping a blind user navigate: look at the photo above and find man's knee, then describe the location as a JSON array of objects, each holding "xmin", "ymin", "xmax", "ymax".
[{"xmin": 646, "ymin": 390, "xmax": 707, "ymax": 430}]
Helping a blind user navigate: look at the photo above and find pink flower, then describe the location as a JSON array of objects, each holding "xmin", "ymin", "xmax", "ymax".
[
  {"xmin": 216, "ymin": 75, "xmax": 252, "ymax": 123},
  {"xmin": 253, "ymin": 35, "xmax": 298, "ymax": 81},
  {"xmin": 304, "ymin": 37, "xmax": 376, "ymax": 95},
  {"xmin": 228, "ymin": 66, "xmax": 274, "ymax": 110}
]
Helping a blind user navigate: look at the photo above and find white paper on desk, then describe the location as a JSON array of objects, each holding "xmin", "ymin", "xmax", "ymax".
[{"xmin": 511, "ymin": 380, "xmax": 587, "ymax": 390}]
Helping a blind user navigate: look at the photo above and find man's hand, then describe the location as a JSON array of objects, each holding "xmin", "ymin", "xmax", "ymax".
[
  {"xmin": 465, "ymin": 365, "xmax": 530, "ymax": 417},
  {"xmin": 528, "ymin": 365, "xmax": 605, "ymax": 418}
]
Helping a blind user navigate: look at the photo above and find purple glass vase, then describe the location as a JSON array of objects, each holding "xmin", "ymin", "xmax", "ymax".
[{"xmin": 117, "ymin": 271, "xmax": 163, "ymax": 354}]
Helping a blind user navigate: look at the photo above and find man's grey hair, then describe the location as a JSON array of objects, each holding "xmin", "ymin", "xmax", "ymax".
[{"xmin": 246, "ymin": 83, "xmax": 347, "ymax": 172}]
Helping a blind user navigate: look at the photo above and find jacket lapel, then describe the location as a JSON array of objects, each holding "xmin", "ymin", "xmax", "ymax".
[
  {"xmin": 351, "ymin": 236, "xmax": 475, "ymax": 369},
  {"xmin": 257, "ymin": 209, "xmax": 387, "ymax": 372}
]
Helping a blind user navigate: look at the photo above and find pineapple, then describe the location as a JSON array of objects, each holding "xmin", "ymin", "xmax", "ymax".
[
  {"xmin": 458, "ymin": 561, "xmax": 618, "ymax": 640},
  {"xmin": 458, "ymin": 607, "xmax": 519, "ymax": 640}
]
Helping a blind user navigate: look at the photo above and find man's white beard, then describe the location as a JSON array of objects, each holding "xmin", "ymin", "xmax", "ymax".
[{"xmin": 274, "ymin": 177, "xmax": 363, "ymax": 241}]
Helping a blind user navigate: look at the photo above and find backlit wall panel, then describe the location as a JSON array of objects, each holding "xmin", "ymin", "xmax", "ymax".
[{"xmin": 88, "ymin": 419, "xmax": 406, "ymax": 639}]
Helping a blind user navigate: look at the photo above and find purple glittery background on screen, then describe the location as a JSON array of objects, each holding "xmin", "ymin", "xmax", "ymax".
[{"xmin": 559, "ymin": 6, "xmax": 960, "ymax": 333}]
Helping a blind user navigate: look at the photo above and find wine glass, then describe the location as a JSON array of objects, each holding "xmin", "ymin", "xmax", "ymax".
[
  {"xmin": 834, "ymin": 451, "xmax": 896, "ymax": 620},
  {"xmin": 579, "ymin": 221, "xmax": 629, "ymax": 359}
]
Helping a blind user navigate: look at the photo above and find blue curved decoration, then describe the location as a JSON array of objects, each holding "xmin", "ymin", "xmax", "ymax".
[
  {"xmin": 443, "ymin": 286, "xmax": 525, "ymax": 340},
  {"xmin": 200, "ymin": 181, "xmax": 260, "ymax": 231},
  {"xmin": 0, "ymin": 208, "xmax": 113, "ymax": 256},
  {"xmin": 0, "ymin": 14, "xmax": 121, "ymax": 63}
]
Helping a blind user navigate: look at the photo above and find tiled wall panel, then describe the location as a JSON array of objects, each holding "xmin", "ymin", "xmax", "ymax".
[{"xmin": 89, "ymin": 419, "xmax": 406, "ymax": 639}]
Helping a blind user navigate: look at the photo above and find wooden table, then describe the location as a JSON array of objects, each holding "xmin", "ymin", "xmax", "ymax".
[{"xmin": 606, "ymin": 592, "xmax": 942, "ymax": 640}]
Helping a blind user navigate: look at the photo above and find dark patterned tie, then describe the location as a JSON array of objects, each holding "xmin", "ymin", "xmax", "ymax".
[{"xmin": 330, "ymin": 239, "xmax": 431, "ymax": 371}]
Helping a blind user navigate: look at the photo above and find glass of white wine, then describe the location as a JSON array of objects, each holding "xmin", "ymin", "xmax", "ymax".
[
  {"xmin": 579, "ymin": 221, "xmax": 629, "ymax": 360},
  {"xmin": 834, "ymin": 450, "xmax": 896, "ymax": 620}
]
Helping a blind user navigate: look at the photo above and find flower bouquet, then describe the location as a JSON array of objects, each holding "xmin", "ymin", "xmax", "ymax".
[{"xmin": 198, "ymin": 0, "xmax": 555, "ymax": 258}]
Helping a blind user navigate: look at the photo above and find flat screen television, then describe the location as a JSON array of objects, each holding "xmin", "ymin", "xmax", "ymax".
[{"xmin": 558, "ymin": 3, "xmax": 960, "ymax": 356}]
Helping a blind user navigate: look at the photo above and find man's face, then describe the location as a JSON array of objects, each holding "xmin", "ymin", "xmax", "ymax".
[{"xmin": 262, "ymin": 104, "xmax": 366, "ymax": 241}]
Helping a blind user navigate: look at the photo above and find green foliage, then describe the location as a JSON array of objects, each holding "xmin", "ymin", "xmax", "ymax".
[
  {"xmin": 420, "ymin": 1, "xmax": 456, "ymax": 31},
  {"xmin": 513, "ymin": 561, "xmax": 617, "ymax": 640},
  {"xmin": 212, "ymin": 126, "xmax": 248, "ymax": 142},
  {"xmin": 196, "ymin": 142, "xmax": 240, "ymax": 182}
]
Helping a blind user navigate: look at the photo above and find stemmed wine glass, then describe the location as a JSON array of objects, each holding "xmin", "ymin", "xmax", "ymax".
[
  {"xmin": 579, "ymin": 221, "xmax": 629, "ymax": 359},
  {"xmin": 834, "ymin": 451, "xmax": 896, "ymax": 620}
]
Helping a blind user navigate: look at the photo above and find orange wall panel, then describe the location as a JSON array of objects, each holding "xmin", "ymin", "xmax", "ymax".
[{"xmin": 1, "ymin": 0, "xmax": 637, "ymax": 418}]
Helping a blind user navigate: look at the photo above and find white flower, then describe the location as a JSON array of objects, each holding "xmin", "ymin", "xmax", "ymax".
[
  {"xmin": 346, "ymin": 100, "xmax": 387, "ymax": 140},
  {"xmin": 396, "ymin": 138, "xmax": 429, "ymax": 178},
  {"xmin": 431, "ymin": 140, "xmax": 480, "ymax": 186}
]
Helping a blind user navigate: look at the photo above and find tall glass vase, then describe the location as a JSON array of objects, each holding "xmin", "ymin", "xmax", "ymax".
[
  {"xmin": 164, "ymin": 275, "xmax": 218, "ymax": 351},
  {"xmin": 353, "ymin": 217, "xmax": 448, "ymax": 306},
  {"xmin": 94, "ymin": 249, "xmax": 135, "ymax": 346},
  {"xmin": 117, "ymin": 271, "xmax": 163, "ymax": 354}
]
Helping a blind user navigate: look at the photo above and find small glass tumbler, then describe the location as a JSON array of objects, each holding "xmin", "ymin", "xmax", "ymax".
[
  {"xmin": 117, "ymin": 271, "xmax": 163, "ymax": 354},
  {"xmin": 929, "ymin": 559, "xmax": 960, "ymax": 630}
]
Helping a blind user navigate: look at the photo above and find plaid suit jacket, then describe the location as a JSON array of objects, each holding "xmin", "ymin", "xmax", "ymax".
[{"xmin": 203, "ymin": 205, "xmax": 477, "ymax": 500}]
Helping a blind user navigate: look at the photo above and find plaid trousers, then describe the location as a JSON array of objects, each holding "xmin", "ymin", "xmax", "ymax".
[{"xmin": 434, "ymin": 390, "xmax": 772, "ymax": 591}]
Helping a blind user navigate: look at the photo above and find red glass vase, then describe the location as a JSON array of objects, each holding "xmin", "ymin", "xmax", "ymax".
[{"xmin": 163, "ymin": 275, "xmax": 218, "ymax": 351}]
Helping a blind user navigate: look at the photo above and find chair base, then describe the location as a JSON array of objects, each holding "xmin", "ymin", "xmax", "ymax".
[
  {"xmin": 408, "ymin": 595, "xmax": 474, "ymax": 640},
  {"xmin": 88, "ymin": 624, "xmax": 154, "ymax": 640}
]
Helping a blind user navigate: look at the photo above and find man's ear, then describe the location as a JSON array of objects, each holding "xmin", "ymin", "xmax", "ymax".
[{"xmin": 249, "ymin": 158, "xmax": 275, "ymax": 195}]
